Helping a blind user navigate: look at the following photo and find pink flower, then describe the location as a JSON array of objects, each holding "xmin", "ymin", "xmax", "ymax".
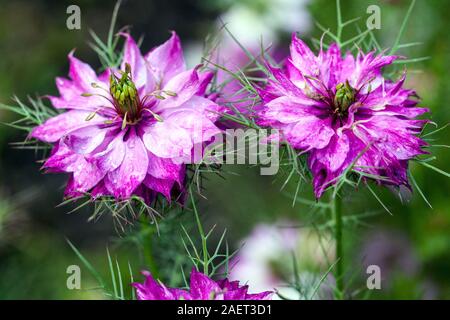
[
  {"xmin": 132, "ymin": 268, "xmax": 272, "ymax": 300},
  {"xmin": 257, "ymin": 34, "xmax": 429, "ymax": 197},
  {"xmin": 30, "ymin": 32, "xmax": 222, "ymax": 204}
]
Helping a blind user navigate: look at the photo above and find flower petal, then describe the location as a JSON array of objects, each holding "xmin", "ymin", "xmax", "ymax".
[
  {"xmin": 68, "ymin": 52, "xmax": 100, "ymax": 91},
  {"xmin": 258, "ymin": 96, "xmax": 326, "ymax": 125},
  {"xmin": 142, "ymin": 120, "xmax": 193, "ymax": 159},
  {"xmin": 283, "ymin": 116, "xmax": 335, "ymax": 150},
  {"xmin": 104, "ymin": 128, "xmax": 149, "ymax": 199},
  {"xmin": 30, "ymin": 110, "xmax": 105, "ymax": 143},
  {"xmin": 153, "ymin": 68, "xmax": 202, "ymax": 112},
  {"xmin": 351, "ymin": 51, "xmax": 397, "ymax": 89},
  {"xmin": 143, "ymin": 175, "xmax": 175, "ymax": 200},
  {"xmin": 44, "ymin": 142, "xmax": 104, "ymax": 193},
  {"xmin": 312, "ymin": 133, "xmax": 350, "ymax": 172},
  {"xmin": 121, "ymin": 33, "xmax": 155, "ymax": 93},
  {"xmin": 147, "ymin": 152, "xmax": 183, "ymax": 182},
  {"xmin": 290, "ymin": 33, "xmax": 319, "ymax": 77},
  {"xmin": 132, "ymin": 271, "xmax": 179, "ymax": 300},
  {"xmin": 63, "ymin": 125, "xmax": 109, "ymax": 154},
  {"xmin": 189, "ymin": 268, "xmax": 221, "ymax": 300},
  {"xmin": 145, "ymin": 31, "xmax": 186, "ymax": 85},
  {"xmin": 92, "ymin": 130, "xmax": 126, "ymax": 173},
  {"xmin": 49, "ymin": 56, "xmax": 113, "ymax": 113}
]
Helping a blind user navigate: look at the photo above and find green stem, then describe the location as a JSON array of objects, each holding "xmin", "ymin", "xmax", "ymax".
[
  {"xmin": 336, "ymin": 0, "xmax": 343, "ymax": 46},
  {"xmin": 189, "ymin": 186, "xmax": 209, "ymax": 276},
  {"xmin": 332, "ymin": 194, "xmax": 344, "ymax": 299},
  {"xmin": 140, "ymin": 216, "xmax": 159, "ymax": 278}
]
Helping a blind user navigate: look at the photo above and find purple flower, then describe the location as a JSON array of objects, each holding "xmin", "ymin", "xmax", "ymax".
[
  {"xmin": 132, "ymin": 268, "xmax": 273, "ymax": 300},
  {"xmin": 30, "ymin": 32, "xmax": 222, "ymax": 203},
  {"xmin": 257, "ymin": 34, "xmax": 429, "ymax": 197},
  {"xmin": 359, "ymin": 229, "xmax": 420, "ymax": 283}
]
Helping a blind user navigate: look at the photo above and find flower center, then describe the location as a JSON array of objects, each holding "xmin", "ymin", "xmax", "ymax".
[
  {"xmin": 333, "ymin": 80, "xmax": 356, "ymax": 116},
  {"xmin": 109, "ymin": 63, "xmax": 142, "ymax": 124}
]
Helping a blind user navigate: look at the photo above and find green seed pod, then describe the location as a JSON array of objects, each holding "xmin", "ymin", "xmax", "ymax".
[
  {"xmin": 109, "ymin": 65, "xmax": 142, "ymax": 124},
  {"xmin": 334, "ymin": 80, "xmax": 355, "ymax": 112}
]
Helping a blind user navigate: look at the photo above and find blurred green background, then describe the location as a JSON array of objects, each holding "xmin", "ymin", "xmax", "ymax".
[{"xmin": 0, "ymin": 0, "xmax": 448, "ymax": 299}]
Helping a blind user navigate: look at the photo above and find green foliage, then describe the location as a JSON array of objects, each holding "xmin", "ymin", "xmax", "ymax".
[{"xmin": 67, "ymin": 240, "xmax": 135, "ymax": 300}]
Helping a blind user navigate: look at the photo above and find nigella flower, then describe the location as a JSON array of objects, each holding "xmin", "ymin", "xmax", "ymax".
[
  {"xmin": 132, "ymin": 268, "xmax": 272, "ymax": 300},
  {"xmin": 257, "ymin": 34, "xmax": 429, "ymax": 197},
  {"xmin": 30, "ymin": 32, "xmax": 222, "ymax": 203}
]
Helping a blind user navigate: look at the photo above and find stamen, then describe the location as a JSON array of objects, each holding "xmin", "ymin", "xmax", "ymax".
[
  {"xmin": 143, "ymin": 109, "xmax": 164, "ymax": 122},
  {"xmin": 104, "ymin": 115, "xmax": 120, "ymax": 125},
  {"xmin": 85, "ymin": 107, "xmax": 105, "ymax": 121},
  {"xmin": 85, "ymin": 111, "xmax": 97, "ymax": 121},
  {"xmin": 91, "ymin": 82, "xmax": 113, "ymax": 95},
  {"xmin": 81, "ymin": 92, "xmax": 115, "ymax": 105},
  {"xmin": 163, "ymin": 90, "xmax": 177, "ymax": 97},
  {"xmin": 121, "ymin": 112, "xmax": 128, "ymax": 130}
]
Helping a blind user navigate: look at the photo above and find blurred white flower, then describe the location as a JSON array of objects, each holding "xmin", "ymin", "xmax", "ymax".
[
  {"xmin": 228, "ymin": 222, "xmax": 334, "ymax": 300},
  {"xmin": 185, "ymin": 0, "xmax": 311, "ymax": 68},
  {"xmin": 220, "ymin": 0, "xmax": 311, "ymax": 48}
]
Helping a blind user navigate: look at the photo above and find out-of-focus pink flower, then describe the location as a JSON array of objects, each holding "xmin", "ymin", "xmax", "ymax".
[
  {"xmin": 360, "ymin": 229, "xmax": 420, "ymax": 281},
  {"xmin": 257, "ymin": 34, "xmax": 429, "ymax": 197},
  {"xmin": 31, "ymin": 32, "xmax": 222, "ymax": 204},
  {"xmin": 227, "ymin": 222, "xmax": 334, "ymax": 299},
  {"xmin": 132, "ymin": 268, "xmax": 272, "ymax": 300},
  {"xmin": 208, "ymin": 0, "xmax": 310, "ymax": 118}
]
